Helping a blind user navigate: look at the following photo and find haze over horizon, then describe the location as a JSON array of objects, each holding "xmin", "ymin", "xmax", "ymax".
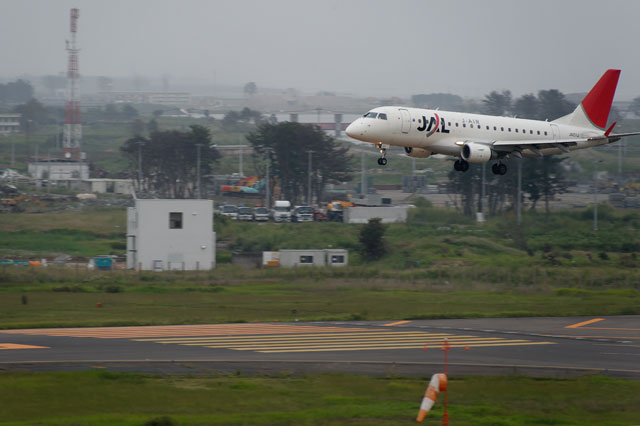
[{"xmin": 3, "ymin": 0, "xmax": 640, "ymax": 100}]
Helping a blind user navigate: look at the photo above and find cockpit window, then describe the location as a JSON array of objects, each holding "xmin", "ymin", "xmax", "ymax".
[
  {"xmin": 378, "ymin": 113, "xmax": 387, "ymax": 120},
  {"xmin": 364, "ymin": 112, "xmax": 378, "ymax": 118}
]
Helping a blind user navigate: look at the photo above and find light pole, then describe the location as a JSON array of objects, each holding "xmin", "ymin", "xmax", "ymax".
[
  {"xmin": 265, "ymin": 148, "xmax": 271, "ymax": 209},
  {"xmin": 196, "ymin": 143, "xmax": 204, "ymax": 199},
  {"xmin": 136, "ymin": 140, "xmax": 145, "ymax": 192},
  {"xmin": 361, "ymin": 150, "xmax": 367, "ymax": 195},
  {"xmin": 307, "ymin": 150, "xmax": 313, "ymax": 204},
  {"xmin": 593, "ymin": 160, "xmax": 602, "ymax": 232},
  {"xmin": 517, "ymin": 160, "xmax": 522, "ymax": 226},
  {"xmin": 480, "ymin": 162, "xmax": 486, "ymax": 218}
]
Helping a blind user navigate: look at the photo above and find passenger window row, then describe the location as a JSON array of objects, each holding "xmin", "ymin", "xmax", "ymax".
[{"xmin": 453, "ymin": 121, "xmax": 548, "ymax": 136}]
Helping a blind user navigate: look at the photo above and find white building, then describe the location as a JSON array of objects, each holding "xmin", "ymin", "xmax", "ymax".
[
  {"xmin": 0, "ymin": 114, "xmax": 21, "ymax": 135},
  {"xmin": 28, "ymin": 160, "xmax": 89, "ymax": 180},
  {"xmin": 126, "ymin": 199, "xmax": 216, "ymax": 271}
]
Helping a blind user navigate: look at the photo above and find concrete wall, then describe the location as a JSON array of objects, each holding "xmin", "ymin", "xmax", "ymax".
[
  {"xmin": 343, "ymin": 206, "xmax": 412, "ymax": 224},
  {"xmin": 127, "ymin": 199, "xmax": 215, "ymax": 271}
]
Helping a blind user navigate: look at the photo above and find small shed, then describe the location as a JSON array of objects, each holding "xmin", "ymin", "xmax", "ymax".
[{"xmin": 276, "ymin": 249, "xmax": 348, "ymax": 267}]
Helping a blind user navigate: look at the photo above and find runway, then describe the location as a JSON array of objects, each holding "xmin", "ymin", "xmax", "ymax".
[{"xmin": 1, "ymin": 316, "xmax": 639, "ymax": 378}]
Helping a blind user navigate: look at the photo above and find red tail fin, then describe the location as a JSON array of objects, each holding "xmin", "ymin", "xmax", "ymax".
[{"xmin": 581, "ymin": 69, "xmax": 620, "ymax": 129}]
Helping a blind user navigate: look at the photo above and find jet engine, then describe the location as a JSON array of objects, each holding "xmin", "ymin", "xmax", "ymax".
[
  {"xmin": 461, "ymin": 142, "xmax": 495, "ymax": 163},
  {"xmin": 404, "ymin": 146, "xmax": 432, "ymax": 158}
]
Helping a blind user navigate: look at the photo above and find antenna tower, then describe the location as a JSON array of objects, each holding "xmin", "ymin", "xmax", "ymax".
[{"xmin": 63, "ymin": 8, "xmax": 81, "ymax": 160}]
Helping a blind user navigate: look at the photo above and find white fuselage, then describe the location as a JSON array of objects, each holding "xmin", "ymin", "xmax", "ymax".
[{"xmin": 345, "ymin": 106, "xmax": 606, "ymax": 159}]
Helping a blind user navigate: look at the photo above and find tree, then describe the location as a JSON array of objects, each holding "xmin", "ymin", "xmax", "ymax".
[
  {"xmin": 0, "ymin": 80, "xmax": 34, "ymax": 104},
  {"xmin": 359, "ymin": 218, "xmax": 387, "ymax": 261},
  {"xmin": 13, "ymin": 99, "xmax": 49, "ymax": 128},
  {"xmin": 222, "ymin": 110, "xmax": 240, "ymax": 128},
  {"xmin": 482, "ymin": 90, "xmax": 512, "ymax": 116},
  {"xmin": 120, "ymin": 125, "xmax": 220, "ymax": 198},
  {"xmin": 537, "ymin": 89, "xmax": 574, "ymax": 120},
  {"xmin": 244, "ymin": 82, "xmax": 257, "ymax": 97},
  {"xmin": 246, "ymin": 122, "xmax": 353, "ymax": 205},
  {"xmin": 513, "ymin": 94, "xmax": 540, "ymax": 120}
]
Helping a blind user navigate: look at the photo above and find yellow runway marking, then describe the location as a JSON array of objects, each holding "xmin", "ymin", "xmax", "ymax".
[
  {"xmin": 0, "ymin": 343, "xmax": 48, "ymax": 350},
  {"xmin": 0, "ymin": 324, "xmax": 380, "ymax": 339},
  {"xmin": 384, "ymin": 321, "xmax": 412, "ymax": 326},
  {"xmin": 134, "ymin": 331, "xmax": 453, "ymax": 343},
  {"xmin": 206, "ymin": 339, "xmax": 528, "ymax": 351},
  {"xmin": 565, "ymin": 318, "xmax": 605, "ymax": 328},
  {"xmin": 258, "ymin": 342, "xmax": 556, "ymax": 353},
  {"xmin": 136, "ymin": 330, "xmax": 554, "ymax": 353}
]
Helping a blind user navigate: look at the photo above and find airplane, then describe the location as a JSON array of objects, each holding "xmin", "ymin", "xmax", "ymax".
[{"xmin": 345, "ymin": 69, "xmax": 640, "ymax": 175}]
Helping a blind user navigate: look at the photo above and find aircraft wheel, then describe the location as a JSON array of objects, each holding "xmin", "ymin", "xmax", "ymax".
[
  {"xmin": 492, "ymin": 163, "xmax": 500, "ymax": 175},
  {"xmin": 460, "ymin": 160, "xmax": 469, "ymax": 172},
  {"xmin": 498, "ymin": 163, "xmax": 507, "ymax": 175},
  {"xmin": 454, "ymin": 160, "xmax": 462, "ymax": 171},
  {"xmin": 378, "ymin": 157, "xmax": 387, "ymax": 166}
]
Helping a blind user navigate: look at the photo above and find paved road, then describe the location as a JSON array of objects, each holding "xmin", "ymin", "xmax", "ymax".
[{"xmin": 1, "ymin": 316, "xmax": 638, "ymax": 378}]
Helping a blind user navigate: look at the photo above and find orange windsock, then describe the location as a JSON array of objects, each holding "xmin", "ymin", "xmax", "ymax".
[{"xmin": 416, "ymin": 373, "xmax": 447, "ymax": 422}]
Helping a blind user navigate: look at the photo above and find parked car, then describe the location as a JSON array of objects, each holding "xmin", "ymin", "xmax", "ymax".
[
  {"xmin": 237, "ymin": 206, "xmax": 253, "ymax": 221},
  {"xmin": 292, "ymin": 205, "xmax": 314, "ymax": 222},
  {"xmin": 253, "ymin": 206, "xmax": 270, "ymax": 222},
  {"xmin": 220, "ymin": 204, "xmax": 238, "ymax": 220},
  {"xmin": 313, "ymin": 207, "xmax": 328, "ymax": 221}
]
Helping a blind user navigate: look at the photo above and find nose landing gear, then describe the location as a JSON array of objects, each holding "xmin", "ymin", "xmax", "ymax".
[{"xmin": 376, "ymin": 143, "xmax": 387, "ymax": 166}]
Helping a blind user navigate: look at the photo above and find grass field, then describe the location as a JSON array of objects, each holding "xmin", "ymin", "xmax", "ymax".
[
  {"xmin": 0, "ymin": 205, "xmax": 639, "ymax": 328},
  {"xmin": 0, "ymin": 371, "xmax": 638, "ymax": 426},
  {"xmin": 1, "ymin": 268, "xmax": 638, "ymax": 328}
]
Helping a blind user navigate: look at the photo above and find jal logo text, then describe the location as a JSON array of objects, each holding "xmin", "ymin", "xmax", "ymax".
[{"xmin": 417, "ymin": 114, "xmax": 450, "ymax": 137}]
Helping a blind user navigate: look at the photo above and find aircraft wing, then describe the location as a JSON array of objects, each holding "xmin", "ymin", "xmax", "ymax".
[{"xmin": 491, "ymin": 131, "xmax": 640, "ymax": 154}]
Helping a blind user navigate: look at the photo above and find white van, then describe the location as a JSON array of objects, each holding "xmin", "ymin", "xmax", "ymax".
[{"xmin": 272, "ymin": 200, "xmax": 291, "ymax": 222}]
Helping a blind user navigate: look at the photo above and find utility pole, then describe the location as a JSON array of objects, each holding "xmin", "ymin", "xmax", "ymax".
[
  {"xmin": 47, "ymin": 149, "xmax": 51, "ymax": 194},
  {"xmin": 516, "ymin": 160, "xmax": 522, "ymax": 225},
  {"xmin": 307, "ymin": 150, "xmax": 313, "ymax": 204},
  {"xmin": 593, "ymin": 168, "xmax": 598, "ymax": 232},
  {"xmin": 10, "ymin": 136, "xmax": 15, "ymax": 167},
  {"xmin": 137, "ymin": 140, "xmax": 144, "ymax": 192},
  {"xmin": 265, "ymin": 149, "xmax": 271, "ymax": 209},
  {"xmin": 361, "ymin": 150, "xmax": 367, "ymax": 195},
  {"xmin": 480, "ymin": 162, "xmax": 486, "ymax": 218},
  {"xmin": 196, "ymin": 143, "xmax": 203, "ymax": 199}
]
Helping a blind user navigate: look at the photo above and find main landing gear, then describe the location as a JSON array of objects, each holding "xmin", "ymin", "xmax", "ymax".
[
  {"xmin": 491, "ymin": 162, "xmax": 507, "ymax": 175},
  {"xmin": 377, "ymin": 143, "xmax": 387, "ymax": 166},
  {"xmin": 453, "ymin": 159, "xmax": 508, "ymax": 175},
  {"xmin": 453, "ymin": 159, "xmax": 469, "ymax": 172}
]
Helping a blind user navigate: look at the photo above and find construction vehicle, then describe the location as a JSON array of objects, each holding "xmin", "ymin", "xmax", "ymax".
[
  {"xmin": 1, "ymin": 193, "xmax": 46, "ymax": 213},
  {"xmin": 327, "ymin": 200, "xmax": 354, "ymax": 222}
]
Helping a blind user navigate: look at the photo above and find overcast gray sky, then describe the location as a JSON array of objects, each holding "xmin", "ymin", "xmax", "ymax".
[{"xmin": 3, "ymin": 0, "xmax": 640, "ymax": 98}]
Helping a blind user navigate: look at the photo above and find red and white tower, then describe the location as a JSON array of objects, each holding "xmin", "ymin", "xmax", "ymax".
[{"xmin": 64, "ymin": 8, "xmax": 81, "ymax": 160}]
